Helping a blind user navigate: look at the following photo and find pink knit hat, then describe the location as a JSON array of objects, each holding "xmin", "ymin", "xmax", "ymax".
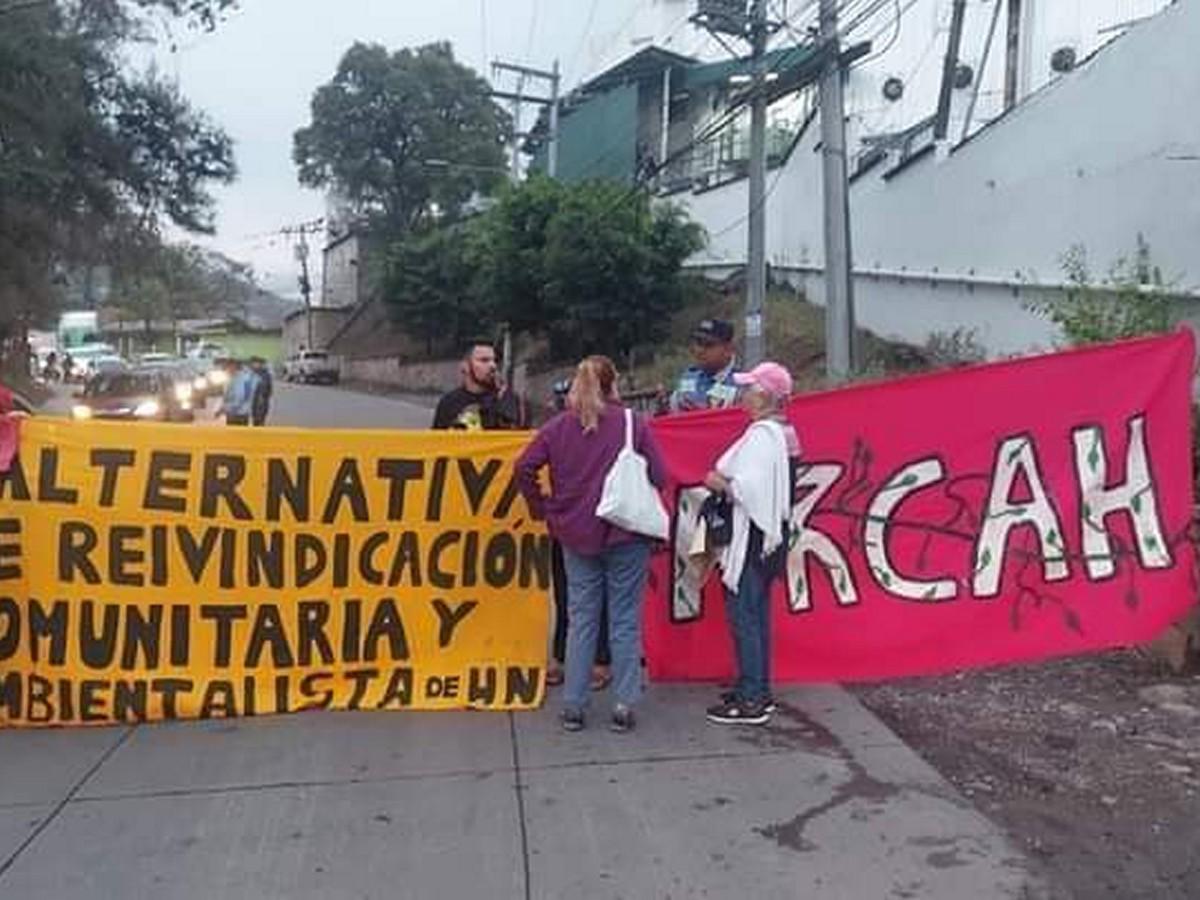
[{"xmin": 733, "ymin": 361, "xmax": 793, "ymax": 399}]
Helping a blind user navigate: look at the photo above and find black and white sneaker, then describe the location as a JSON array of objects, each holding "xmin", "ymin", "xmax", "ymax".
[
  {"xmin": 720, "ymin": 691, "xmax": 777, "ymax": 714},
  {"xmin": 610, "ymin": 705, "xmax": 635, "ymax": 733},
  {"xmin": 706, "ymin": 699, "xmax": 771, "ymax": 726},
  {"xmin": 561, "ymin": 708, "xmax": 585, "ymax": 732}
]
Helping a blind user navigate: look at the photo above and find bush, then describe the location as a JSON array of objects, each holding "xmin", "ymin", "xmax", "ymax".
[
  {"xmin": 1029, "ymin": 238, "xmax": 1195, "ymax": 500},
  {"xmin": 1027, "ymin": 236, "xmax": 1174, "ymax": 347}
]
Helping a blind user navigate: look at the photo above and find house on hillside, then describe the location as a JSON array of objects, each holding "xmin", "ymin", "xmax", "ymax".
[
  {"xmin": 523, "ymin": 44, "xmax": 821, "ymax": 193},
  {"xmin": 523, "ymin": 0, "xmax": 1191, "ymax": 356}
]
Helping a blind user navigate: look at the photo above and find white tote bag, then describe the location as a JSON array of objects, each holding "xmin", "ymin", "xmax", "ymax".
[{"xmin": 595, "ymin": 408, "xmax": 669, "ymax": 540}]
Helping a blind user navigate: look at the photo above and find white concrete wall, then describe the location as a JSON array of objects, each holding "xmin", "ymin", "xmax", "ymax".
[
  {"xmin": 676, "ymin": 0, "xmax": 1198, "ymax": 355},
  {"xmin": 339, "ymin": 356, "xmax": 460, "ymax": 393},
  {"xmin": 320, "ymin": 236, "xmax": 362, "ymax": 309},
  {"xmin": 282, "ymin": 309, "xmax": 350, "ymax": 359}
]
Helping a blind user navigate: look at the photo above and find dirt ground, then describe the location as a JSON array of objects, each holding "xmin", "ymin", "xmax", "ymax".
[{"xmin": 853, "ymin": 651, "xmax": 1200, "ymax": 900}]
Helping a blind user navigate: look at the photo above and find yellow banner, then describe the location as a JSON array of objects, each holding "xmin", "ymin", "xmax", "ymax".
[{"xmin": 0, "ymin": 419, "xmax": 549, "ymax": 726}]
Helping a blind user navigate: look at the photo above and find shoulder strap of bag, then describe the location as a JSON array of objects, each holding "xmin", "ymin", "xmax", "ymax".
[{"xmin": 623, "ymin": 407, "xmax": 634, "ymax": 452}]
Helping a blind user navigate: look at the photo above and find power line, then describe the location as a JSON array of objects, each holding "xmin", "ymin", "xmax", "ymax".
[
  {"xmin": 848, "ymin": 0, "xmax": 917, "ymax": 71},
  {"xmin": 566, "ymin": 0, "xmax": 602, "ymax": 81},
  {"xmin": 843, "ymin": 0, "xmax": 899, "ymax": 38},
  {"xmin": 564, "ymin": 0, "xmax": 640, "ymax": 87},
  {"xmin": 703, "ymin": 102, "xmax": 818, "ymax": 240}
]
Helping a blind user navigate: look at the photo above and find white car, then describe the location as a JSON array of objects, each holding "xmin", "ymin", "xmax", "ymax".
[
  {"xmin": 284, "ymin": 350, "xmax": 339, "ymax": 384},
  {"xmin": 186, "ymin": 342, "xmax": 226, "ymax": 361},
  {"xmin": 85, "ymin": 355, "xmax": 128, "ymax": 381}
]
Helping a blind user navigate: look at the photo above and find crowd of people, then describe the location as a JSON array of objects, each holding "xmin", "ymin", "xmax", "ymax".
[
  {"xmin": 434, "ymin": 319, "xmax": 799, "ymax": 733},
  {"xmin": 29, "ymin": 320, "xmax": 791, "ymax": 733},
  {"xmin": 218, "ymin": 356, "xmax": 273, "ymax": 427}
]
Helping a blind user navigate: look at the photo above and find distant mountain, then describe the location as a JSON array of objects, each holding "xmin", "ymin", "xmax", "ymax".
[{"xmin": 237, "ymin": 289, "xmax": 302, "ymax": 331}]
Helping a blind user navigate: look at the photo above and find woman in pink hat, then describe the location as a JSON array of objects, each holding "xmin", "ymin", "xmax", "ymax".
[{"xmin": 701, "ymin": 361, "xmax": 799, "ymax": 726}]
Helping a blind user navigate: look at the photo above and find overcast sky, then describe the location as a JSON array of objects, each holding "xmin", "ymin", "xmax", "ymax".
[{"xmin": 145, "ymin": 0, "xmax": 713, "ymax": 299}]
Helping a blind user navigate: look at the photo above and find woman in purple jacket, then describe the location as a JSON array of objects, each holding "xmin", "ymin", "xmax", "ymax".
[{"xmin": 516, "ymin": 356, "xmax": 666, "ymax": 734}]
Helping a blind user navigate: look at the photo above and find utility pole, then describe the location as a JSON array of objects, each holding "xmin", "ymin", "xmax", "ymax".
[
  {"xmin": 295, "ymin": 238, "xmax": 313, "ymax": 350},
  {"xmin": 490, "ymin": 60, "xmax": 561, "ymax": 179},
  {"xmin": 818, "ymin": 0, "xmax": 856, "ymax": 381},
  {"xmin": 744, "ymin": 0, "xmax": 768, "ymax": 367},
  {"xmin": 280, "ymin": 218, "xmax": 324, "ymax": 350},
  {"xmin": 548, "ymin": 59, "xmax": 561, "ymax": 178},
  {"xmin": 510, "ymin": 73, "xmax": 525, "ymax": 181},
  {"xmin": 692, "ymin": 0, "xmax": 774, "ymax": 366},
  {"xmin": 1004, "ymin": 0, "xmax": 1023, "ymax": 110},
  {"xmin": 933, "ymin": 0, "xmax": 968, "ymax": 142}
]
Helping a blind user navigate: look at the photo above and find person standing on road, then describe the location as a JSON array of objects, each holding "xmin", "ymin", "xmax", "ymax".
[
  {"xmin": 703, "ymin": 362, "xmax": 799, "ymax": 727},
  {"xmin": 432, "ymin": 340, "xmax": 530, "ymax": 431},
  {"xmin": 516, "ymin": 356, "xmax": 666, "ymax": 734},
  {"xmin": 220, "ymin": 359, "xmax": 257, "ymax": 427},
  {"xmin": 250, "ymin": 356, "xmax": 273, "ymax": 426},
  {"xmin": 670, "ymin": 318, "xmax": 740, "ymax": 412},
  {"xmin": 545, "ymin": 378, "xmax": 612, "ymax": 692}
]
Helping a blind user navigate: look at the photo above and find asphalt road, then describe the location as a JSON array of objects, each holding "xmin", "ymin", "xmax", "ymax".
[
  {"xmin": 38, "ymin": 379, "xmax": 436, "ymax": 430},
  {"xmin": 268, "ymin": 380, "xmax": 435, "ymax": 429}
]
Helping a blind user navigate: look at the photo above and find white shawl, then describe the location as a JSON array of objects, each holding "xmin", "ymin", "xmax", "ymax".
[{"xmin": 715, "ymin": 418, "xmax": 791, "ymax": 591}]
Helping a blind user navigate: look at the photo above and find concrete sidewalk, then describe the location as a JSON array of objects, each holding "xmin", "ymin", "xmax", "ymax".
[{"xmin": 0, "ymin": 685, "xmax": 1047, "ymax": 899}]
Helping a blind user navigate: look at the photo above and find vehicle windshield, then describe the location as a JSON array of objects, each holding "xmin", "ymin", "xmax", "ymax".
[{"xmin": 85, "ymin": 374, "xmax": 159, "ymax": 397}]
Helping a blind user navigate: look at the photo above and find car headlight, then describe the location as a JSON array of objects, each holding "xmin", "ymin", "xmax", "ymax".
[
  {"xmin": 134, "ymin": 400, "xmax": 160, "ymax": 418},
  {"xmin": 71, "ymin": 405, "xmax": 93, "ymax": 420},
  {"xmin": 174, "ymin": 382, "xmax": 193, "ymax": 402},
  {"xmin": 193, "ymin": 376, "xmax": 207, "ymax": 391}
]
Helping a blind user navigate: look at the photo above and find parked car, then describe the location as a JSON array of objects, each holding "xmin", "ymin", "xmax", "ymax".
[
  {"xmin": 284, "ymin": 349, "xmax": 339, "ymax": 384},
  {"xmin": 186, "ymin": 341, "xmax": 226, "ymax": 361},
  {"xmin": 71, "ymin": 368, "xmax": 195, "ymax": 423}
]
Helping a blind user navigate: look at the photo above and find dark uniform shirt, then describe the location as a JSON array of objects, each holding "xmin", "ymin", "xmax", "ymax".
[{"xmin": 432, "ymin": 387, "xmax": 530, "ymax": 430}]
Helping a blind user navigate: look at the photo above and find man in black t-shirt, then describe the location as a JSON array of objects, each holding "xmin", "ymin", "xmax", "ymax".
[{"xmin": 432, "ymin": 340, "xmax": 529, "ymax": 430}]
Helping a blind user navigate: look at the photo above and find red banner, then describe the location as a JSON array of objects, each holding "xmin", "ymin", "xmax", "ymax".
[{"xmin": 644, "ymin": 331, "xmax": 1197, "ymax": 682}]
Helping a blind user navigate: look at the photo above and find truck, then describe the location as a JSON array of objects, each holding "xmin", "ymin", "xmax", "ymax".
[{"xmin": 283, "ymin": 349, "xmax": 339, "ymax": 385}]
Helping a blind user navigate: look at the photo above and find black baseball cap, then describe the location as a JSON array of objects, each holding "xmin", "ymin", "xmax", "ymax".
[{"xmin": 691, "ymin": 318, "xmax": 734, "ymax": 344}]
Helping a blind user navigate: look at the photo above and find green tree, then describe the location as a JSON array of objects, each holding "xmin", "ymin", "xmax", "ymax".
[
  {"xmin": 1029, "ymin": 236, "xmax": 1198, "ymax": 491},
  {"xmin": 109, "ymin": 235, "xmax": 209, "ymax": 342},
  {"xmin": 541, "ymin": 181, "xmax": 704, "ymax": 360},
  {"xmin": 1029, "ymin": 236, "xmax": 1173, "ymax": 347},
  {"xmin": 0, "ymin": 0, "xmax": 236, "ymax": 351},
  {"xmin": 469, "ymin": 176, "xmax": 567, "ymax": 335},
  {"xmin": 293, "ymin": 42, "xmax": 509, "ymax": 237},
  {"xmin": 383, "ymin": 225, "xmax": 485, "ymax": 353},
  {"xmin": 385, "ymin": 177, "xmax": 705, "ymax": 363}
]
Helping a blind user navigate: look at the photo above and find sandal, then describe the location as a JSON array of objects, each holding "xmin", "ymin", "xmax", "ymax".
[
  {"xmin": 590, "ymin": 668, "xmax": 612, "ymax": 691},
  {"xmin": 546, "ymin": 666, "xmax": 564, "ymax": 687}
]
